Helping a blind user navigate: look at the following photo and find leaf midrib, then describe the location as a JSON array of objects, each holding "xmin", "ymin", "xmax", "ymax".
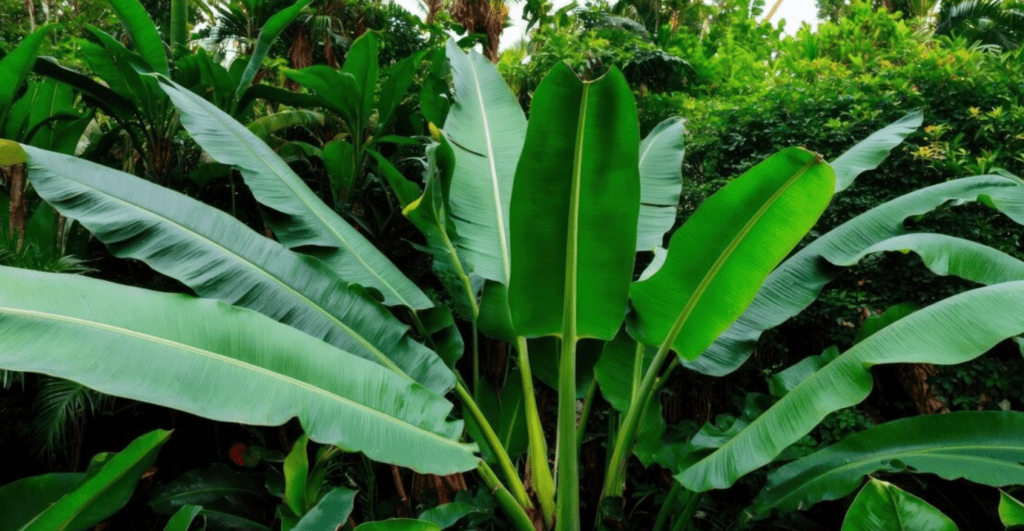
[
  {"xmin": 0, "ymin": 306, "xmax": 465, "ymax": 448},
  {"xmin": 167, "ymin": 84, "xmax": 410, "ymax": 307},
  {"xmin": 32, "ymin": 160, "xmax": 409, "ymax": 381}
]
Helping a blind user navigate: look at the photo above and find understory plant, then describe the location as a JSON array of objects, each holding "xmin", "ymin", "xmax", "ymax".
[{"xmin": 3, "ymin": 34, "xmax": 1024, "ymax": 531}]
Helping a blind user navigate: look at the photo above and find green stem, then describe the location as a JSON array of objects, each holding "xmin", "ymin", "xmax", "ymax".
[
  {"xmin": 454, "ymin": 380, "xmax": 532, "ymax": 511},
  {"xmin": 630, "ymin": 341, "xmax": 644, "ymax": 405},
  {"xmin": 652, "ymin": 482, "xmax": 683, "ymax": 531},
  {"xmin": 601, "ymin": 340, "xmax": 673, "ymax": 498},
  {"xmin": 478, "ymin": 460, "xmax": 538, "ymax": 531},
  {"xmin": 670, "ymin": 491, "xmax": 702, "ymax": 531},
  {"xmin": 516, "ymin": 335, "xmax": 556, "ymax": 527},
  {"xmin": 472, "ymin": 320, "xmax": 480, "ymax": 394},
  {"xmin": 555, "ymin": 335, "xmax": 579, "ymax": 531},
  {"xmin": 576, "ymin": 378, "xmax": 596, "ymax": 453}
]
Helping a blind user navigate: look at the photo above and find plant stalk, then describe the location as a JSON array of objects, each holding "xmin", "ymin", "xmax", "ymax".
[
  {"xmin": 652, "ymin": 482, "xmax": 683, "ymax": 531},
  {"xmin": 477, "ymin": 460, "xmax": 538, "ymax": 531},
  {"xmin": 555, "ymin": 335, "xmax": 580, "ymax": 531},
  {"xmin": 516, "ymin": 335, "xmax": 556, "ymax": 526},
  {"xmin": 454, "ymin": 380, "xmax": 532, "ymax": 511},
  {"xmin": 576, "ymin": 378, "xmax": 596, "ymax": 453}
]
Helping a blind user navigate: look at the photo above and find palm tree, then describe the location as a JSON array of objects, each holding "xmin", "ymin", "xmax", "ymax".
[{"xmin": 936, "ymin": 0, "xmax": 1024, "ymax": 49}]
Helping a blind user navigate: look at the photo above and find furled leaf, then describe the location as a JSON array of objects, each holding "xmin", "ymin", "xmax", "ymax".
[
  {"xmin": 1000, "ymin": 491, "xmax": 1024, "ymax": 527},
  {"xmin": 636, "ymin": 117, "xmax": 684, "ymax": 251},
  {"xmin": 841, "ymin": 480, "xmax": 956, "ymax": 531},
  {"xmin": 0, "ymin": 266, "xmax": 478, "ymax": 473},
  {"xmin": 157, "ymin": 77, "xmax": 433, "ymax": 309},
  {"xmin": 692, "ymin": 174, "xmax": 1024, "ymax": 377},
  {"xmin": 236, "ymin": 0, "xmax": 313, "ymax": 95},
  {"xmin": 508, "ymin": 63, "xmax": 639, "ymax": 340},
  {"xmin": 108, "ymin": 0, "xmax": 169, "ymax": 75},
  {"xmin": 630, "ymin": 148, "xmax": 833, "ymax": 360},
  {"xmin": 754, "ymin": 412, "xmax": 1024, "ymax": 515},
  {"xmin": 444, "ymin": 39, "xmax": 526, "ymax": 285},
  {"xmin": 831, "ymin": 110, "xmax": 922, "ymax": 192},
  {"xmin": 15, "ymin": 142, "xmax": 454, "ymax": 394},
  {"xmin": 18, "ymin": 430, "xmax": 170, "ymax": 531},
  {"xmin": 678, "ymin": 281, "xmax": 1024, "ymax": 491},
  {"xmin": 292, "ymin": 488, "xmax": 356, "ymax": 531}
]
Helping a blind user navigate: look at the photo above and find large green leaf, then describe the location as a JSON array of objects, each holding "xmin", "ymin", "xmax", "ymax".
[
  {"xmin": 28, "ymin": 57, "xmax": 136, "ymax": 122},
  {"xmin": 246, "ymin": 110, "xmax": 324, "ymax": 141},
  {"xmin": 377, "ymin": 51, "xmax": 427, "ymax": 130},
  {"xmin": 339, "ymin": 32, "xmax": 379, "ymax": 130},
  {"xmin": 16, "ymin": 430, "xmax": 170, "ymax": 531},
  {"xmin": 14, "ymin": 142, "xmax": 453, "ymax": 394},
  {"xmin": 0, "ymin": 266, "xmax": 478, "ymax": 473},
  {"xmin": 629, "ymin": 147, "xmax": 833, "ymax": 360},
  {"xmin": 754, "ymin": 412, "xmax": 1024, "ymax": 515},
  {"xmin": 164, "ymin": 505, "xmax": 203, "ymax": 531},
  {"xmin": 842, "ymin": 480, "xmax": 956, "ymax": 531},
  {"xmin": 418, "ymin": 502, "xmax": 482, "ymax": 529},
  {"xmin": 636, "ymin": 117, "xmax": 685, "ymax": 251},
  {"xmin": 508, "ymin": 63, "xmax": 639, "ymax": 340},
  {"xmin": 443, "ymin": 39, "xmax": 527, "ymax": 285},
  {"xmin": 1000, "ymin": 492, "xmax": 1024, "ymax": 527},
  {"xmin": 108, "ymin": 0, "xmax": 170, "ymax": 76},
  {"xmin": 292, "ymin": 488, "xmax": 356, "ymax": 531},
  {"xmin": 0, "ymin": 25, "xmax": 55, "ymax": 122},
  {"xmin": 236, "ymin": 0, "xmax": 313, "ymax": 96},
  {"xmin": 149, "ymin": 465, "xmax": 267, "ymax": 515},
  {"xmin": 677, "ymin": 281, "xmax": 1024, "ymax": 491},
  {"xmin": 0, "ymin": 474, "xmax": 83, "ymax": 531},
  {"xmin": 831, "ymin": 110, "xmax": 922, "ymax": 192},
  {"xmin": 156, "ymin": 77, "xmax": 432, "ymax": 309},
  {"xmin": 691, "ymin": 174, "xmax": 1024, "ymax": 376}
]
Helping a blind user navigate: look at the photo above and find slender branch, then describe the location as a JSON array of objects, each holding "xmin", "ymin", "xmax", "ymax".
[{"xmin": 516, "ymin": 335, "xmax": 556, "ymax": 527}]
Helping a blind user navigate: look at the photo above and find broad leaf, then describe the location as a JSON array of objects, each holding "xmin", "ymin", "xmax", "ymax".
[
  {"xmin": 149, "ymin": 465, "xmax": 267, "ymax": 515},
  {"xmin": 0, "ymin": 474, "xmax": 83, "ymax": 531},
  {"xmin": 1000, "ymin": 491, "xmax": 1024, "ymax": 527},
  {"xmin": 841, "ymin": 480, "xmax": 956, "ymax": 531},
  {"xmin": 831, "ymin": 110, "xmax": 922, "ymax": 192},
  {"xmin": 444, "ymin": 39, "xmax": 526, "ymax": 285},
  {"xmin": 508, "ymin": 63, "xmax": 639, "ymax": 340},
  {"xmin": 678, "ymin": 281, "xmax": 1024, "ymax": 491},
  {"xmin": 630, "ymin": 147, "xmax": 833, "ymax": 360},
  {"xmin": 692, "ymin": 174, "xmax": 1024, "ymax": 376},
  {"xmin": 340, "ymin": 32, "xmax": 379, "ymax": 130},
  {"xmin": 14, "ymin": 142, "xmax": 454, "ymax": 394},
  {"xmin": 18, "ymin": 430, "xmax": 170, "ymax": 531},
  {"xmin": 292, "ymin": 488, "xmax": 356, "ymax": 531},
  {"xmin": 157, "ymin": 77, "xmax": 432, "ymax": 309},
  {"xmin": 418, "ymin": 502, "xmax": 482, "ymax": 529},
  {"xmin": 246, "ymin": 110, "xmax": 324, "ymax": 141},
  {"xmin": 754, "ymin": 412, "xmax": 1024, "ymax": 515},
  {"xmin": 354, "ymin": 520, "xmax": 441, "ymax": 531},
  {"xmin": 0, "ymin": 266, "xmax": 478, "ymax": 473},
  {"xmin": 108, "ymin": 0, "xmax": 169, "ymax": 75},
  {"xmin": 0, "ymin": 25, "xmax": 55, "ymax": 119},
  {"xmin": 378, "ymin": 51, "xmax": 427, "ymax": 130},
  {"xmin": 636, "ymin": 117, "xmax": 685, "ymax": 251},
  {"xmin": 236, "ymin": 0, "xmax": 313, "ymax": 95},
  {"xmin": 164, "ymin": 506, "xmax": 204, "ymax": 531}
]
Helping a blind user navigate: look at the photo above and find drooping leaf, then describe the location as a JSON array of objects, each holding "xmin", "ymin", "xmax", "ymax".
[
  {"xmin": 283, "ymin": 435, "xmax": 310, "ymax": 516},
  {"xmin": 157, "ymin": 77, "xmax": 433, "ymax": 309},
  {"xmin": 831, "ymin": 110, "xmax": 922, "ymax": 192},
  {"xmin": 18, "ymin": 430, "xmax": 171, "ymax": 531},
  {"xmin": 508, "ymin": 63, "xmax": 640, "ymax": 340},
  {"xmin": 164, "ymin": 505, "xmax": 204, "ymax": 531},
  {"xmin": 292, "ymin": 488, "xmax": 356, "ymax": 531},
  {"xmin": 678, "ymin": 281, "xmax": 1024, "ymax": 491},
  {"xmin": 692, "ymin": 174, "xmax": 1024, "ymax": 377},
  {"xmin": 841, "ymin": 479, "xmax": 956, "ymax": 531},
  {"xmin": 754, "ymin": 412, "xmax": 1024, "ymax": 515},
  {"xmin": 0, "ymin": 474, "xmax": 84, "ymax": 531},
  {"xmin": 108, "ymin": 0, "xmax": 170, "ymax": 75},
  {"xmin": 236, "ymin": 0, "xmax": 313, "ymax": 96},
  {"xmin": 28, "ymin": 57, "xmax": 136, "ymax": 121},
  {"xmin": 630, "ymin": 147, "xmax": 834, "ymax": 360},
  {"xmin": 444, "ymin": 39, "xmax": 527, "ymax": 285},
  {"xmin": 1000, "ymin": 491, "xmax": 1024, "ymax": 527},
  {"xmin": 15, "ymin": 141, "xmax": 454, "ymax": 394},
  {"xmin": 0, "ymin": 266, "xmax": 478, "ymax": 474},
  {"xmin": 636, "ymin": 117, "xmax": 684, "ymax": 251}
]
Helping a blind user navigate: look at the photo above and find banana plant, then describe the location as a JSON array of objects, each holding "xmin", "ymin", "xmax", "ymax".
[{"xmin": 4, "ymin": 39, "xmax": 1024, "ymax": 531}]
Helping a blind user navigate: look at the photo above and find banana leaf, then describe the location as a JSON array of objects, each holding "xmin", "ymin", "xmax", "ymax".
[{"xmin": 841, "ymin": 479, "xmax": 956, "ymax": 531}]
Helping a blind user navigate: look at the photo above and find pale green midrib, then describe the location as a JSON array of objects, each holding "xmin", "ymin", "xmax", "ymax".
[
  {"xmin": 467, "ymin": 58, "xmax": 512, "ymax": 284},
  {"xmin": 0, "ymin": 306, "xmax": 466, "ymax": 448},
  {"xmin": 170, "ymin": 86, "xmax": 412, "ymax": 307},
  {"xmin": 35, "ymin": 164, "xmax": 409, "ymax": 381},
  {"xmin": 887, "ymin": 486, "xmax": 905, "ymax": 529},
  {"xmin": 432, "ymin": 198, "xmax": 480, "ymax": 318},
  {"xmin": 770, "ymin": 444, "xmax": 1024, "ymax": 508},
  {"xmin": 562, "ymin": 85, "xmax": 590, "ymax": 341},
  {"xmin": 661, "ymin": 158, "xmax": 820, "ymax": 353}
]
